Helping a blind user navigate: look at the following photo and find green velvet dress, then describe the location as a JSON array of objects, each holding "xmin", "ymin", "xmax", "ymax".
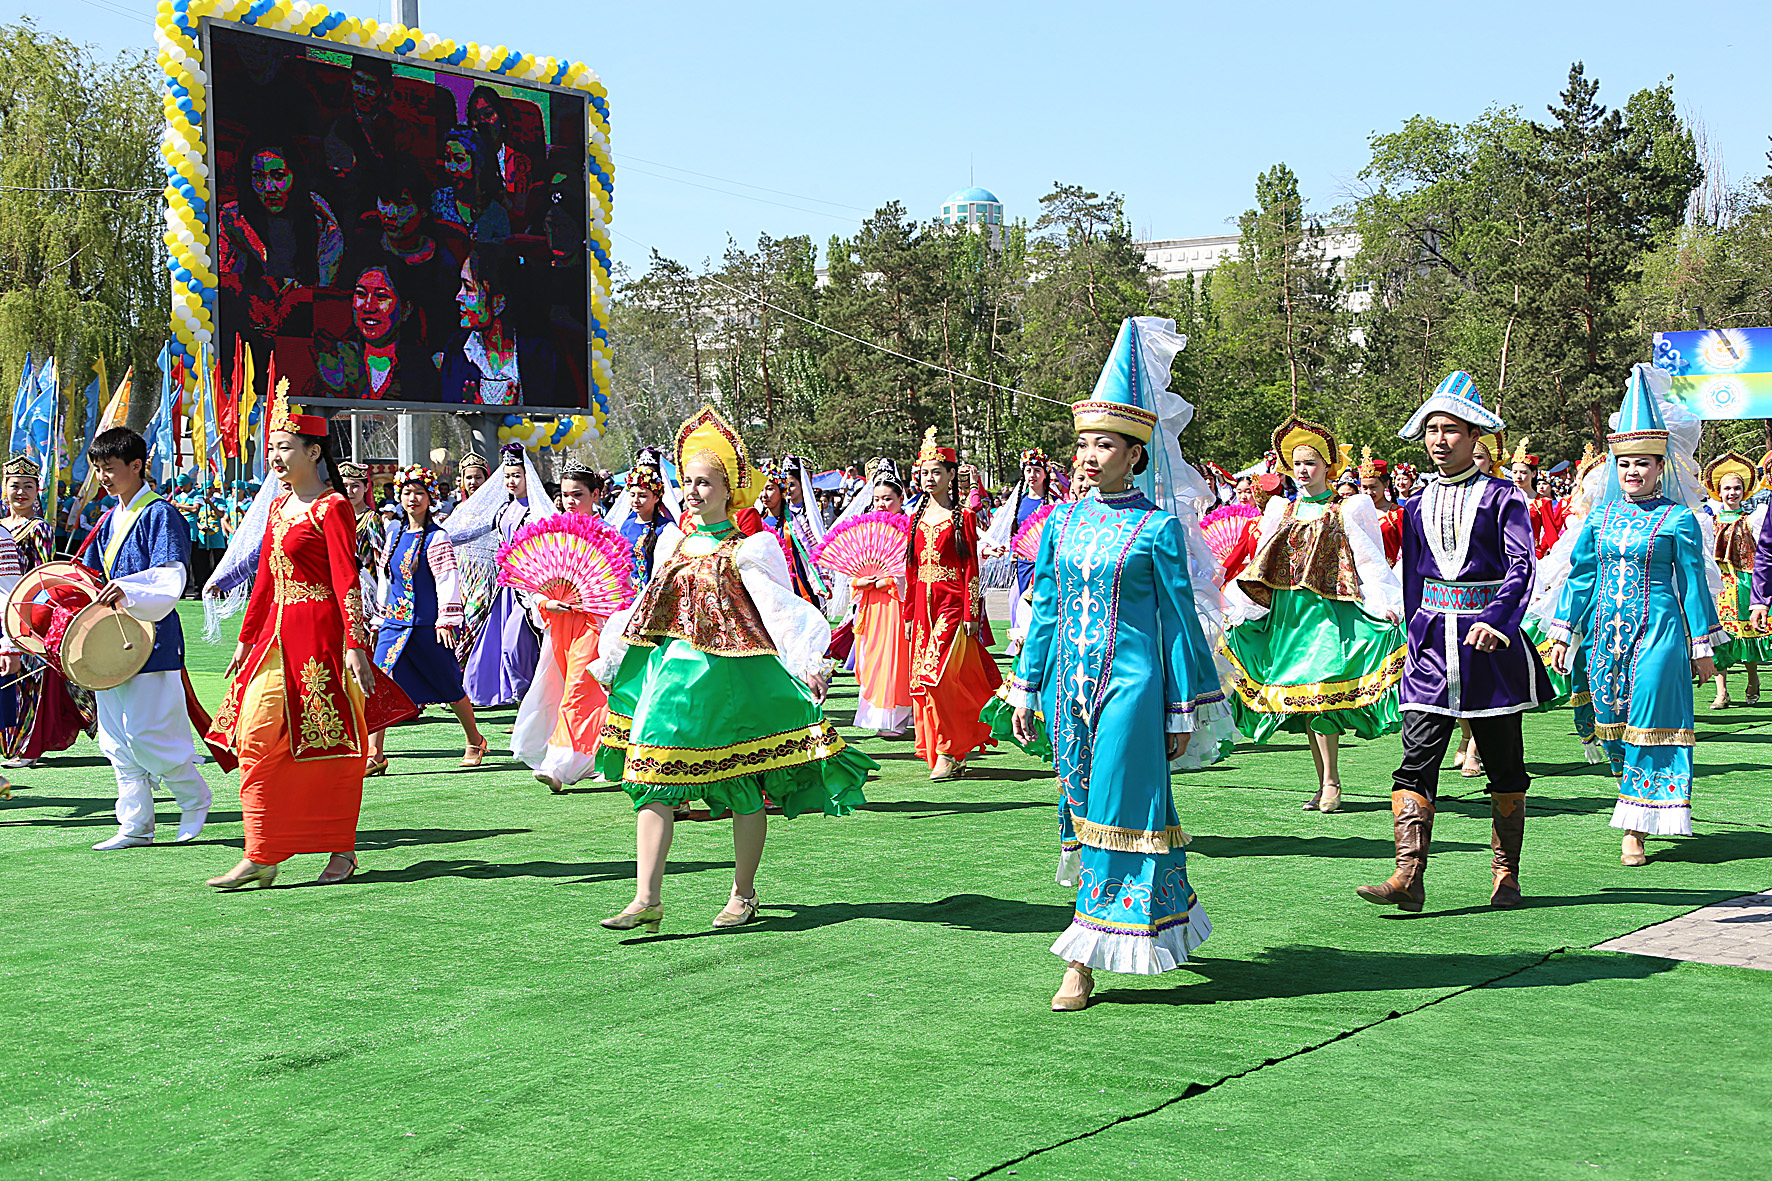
[{"xmin": 594, "ymin": 520, "xmax": 875, "ymax": 818}]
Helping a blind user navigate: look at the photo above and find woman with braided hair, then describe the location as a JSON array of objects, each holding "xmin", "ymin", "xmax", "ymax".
[
  {"xmin": 903, "ymin": 429, "xmax": 1000, "ymax": 779},
  {"xmin": 365, "ymin": 465, "xmax": 488, "ymax": 776}
]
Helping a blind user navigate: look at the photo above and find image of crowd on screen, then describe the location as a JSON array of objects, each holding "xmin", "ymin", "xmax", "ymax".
[{"xmin": 208, "ymin": 28, "xmax": 591, "ymax": 409}]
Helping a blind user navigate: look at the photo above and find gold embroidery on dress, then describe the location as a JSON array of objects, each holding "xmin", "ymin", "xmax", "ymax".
[
  {"xmin": 281, "ymin": 580, "xmax": 332, "ymax": 604},
  {"xmin": 342, "ymin": 587, "xmax": 368, "ymax": 648},
  {"xmin": 624, "ymin": 537, "xmax": 777, "ymax": 656},
  {"xmin": 296, "ymin": 656, "xmax": 348, "ymax": 750},
  {"xmin": 911, "ymin": 615, "xmax": 952, "ymax": 686},
  {"xmin": 1239, "ymin": 501, "xmax": 1362, "ymax": 607}
]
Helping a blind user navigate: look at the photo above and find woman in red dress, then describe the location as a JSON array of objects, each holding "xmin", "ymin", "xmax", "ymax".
[
  {"xmin": 204, "ymin": 390, "xmax": 415, "ymax": 889},
  {"xmin": 902, "ymin": 429, "xmax": 1000, "ymax": 779}
]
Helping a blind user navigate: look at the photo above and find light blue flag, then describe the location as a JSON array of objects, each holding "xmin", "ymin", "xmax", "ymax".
[
  {"xmin": 7, "ymin": 352, "xmax": 34, "ymax": 457},
  {"xmin": 21, "ymin": 357, "xmax": 57, "ymax": 468},
  {"xmin": 199, "ymin": 343, "xmax": 222, "ymax": 477},
  {"xmin": 70, "ymin": 366, "xmax": 102, "ymax": 488},
  {"xmin": 150, "ymin": 343, "xmax": 178, "ymax": 485}
]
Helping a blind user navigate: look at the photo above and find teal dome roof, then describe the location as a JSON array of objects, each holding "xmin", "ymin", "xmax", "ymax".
[{"xmin": 945, "ymin": 187, "xmax": 1000, "ymax": 205}]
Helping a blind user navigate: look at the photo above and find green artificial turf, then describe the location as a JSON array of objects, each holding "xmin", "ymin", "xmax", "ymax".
[{"xmin": 2, "ymin": 603, "xmax": 1770, "ymax": 1180}]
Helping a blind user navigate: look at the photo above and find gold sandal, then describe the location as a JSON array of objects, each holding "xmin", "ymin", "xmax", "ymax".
[
  {"xmin": 1051, "ymin": 962, "xmax": 1094, "ymax": 1012},
  {"xmin": 460, "ymin": 740, "xmax": 489, "ymax": 768},
  {"xmin": 712, "ymin": 891, "xmax": 759, "ymax": 928},
  {"xmin": 600, "ymin": 904, "xmax": 662, "ymax": 933},
  {"xmin": 364, "ymin": 755, "xmax": 390, "ymax": 778}
]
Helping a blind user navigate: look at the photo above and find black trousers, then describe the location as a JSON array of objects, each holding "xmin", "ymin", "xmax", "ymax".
[{"xmin": 1392, "ymin": 709, "xmax": 1529, "ymax": 803}]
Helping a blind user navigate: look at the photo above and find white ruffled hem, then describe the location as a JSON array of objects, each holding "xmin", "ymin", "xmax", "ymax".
[
  {"xmin": 854, "ymin": 700, "xmax": 911, "ymax": 732},
  {"xmin": 1050, "ymin": 901, "xmax": 1212, "ymax": 975},
  {"xmin": 1582, "ymin": 738, "xmax": 1606, "ymax": 765},
  {"xmin": 1611, "ymin": 798, "xmax": 1692, "ymax": 837},
  {"xmin": 1056, "ymin": 847, "xmax": 1082, "ymax": 887},
  {"xmin": 1169, "ymin": 699, "xmax": 1239, "ymax": 771},
  {"xmin": 535, "ymin": 743, "xmax": 598, "ymax": 786}
]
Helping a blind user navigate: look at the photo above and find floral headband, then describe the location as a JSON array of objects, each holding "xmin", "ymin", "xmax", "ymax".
[{"xmin": 392, "ymin": 464, "xmax": 439, "ymax": 502}]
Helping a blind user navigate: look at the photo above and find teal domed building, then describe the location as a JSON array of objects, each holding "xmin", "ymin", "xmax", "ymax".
[{"xmin": 939, "ymin": 186, "xmax": 1004, "ymax": 248}]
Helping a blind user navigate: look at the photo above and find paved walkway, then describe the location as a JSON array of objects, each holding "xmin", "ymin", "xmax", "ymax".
[{"xmin": 1596, "ymin": 890, "xmax": 1772, "ymax": 970}]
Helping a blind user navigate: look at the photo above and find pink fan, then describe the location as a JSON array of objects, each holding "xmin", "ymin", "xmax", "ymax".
[
  {"xmin": 497, "ymin": 512, "xmax": 637, "ymax": 617},
  {"xmin": 1201, "ymin": 503, "xmax": 1259, "ymax": 563},
  {"xmin": 810, "ymin": 511, "xmax": 910, "ymax": 579},
  {"xmin": 1012, "ymin": 504, "xmax": 1053, "ymax": 562}
]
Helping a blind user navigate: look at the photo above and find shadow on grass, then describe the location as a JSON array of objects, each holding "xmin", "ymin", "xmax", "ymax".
[
  {"xmin": 1187, "ymin": 834, "xmax": 1491, "ymax": 858},
  {"xmin": 348, "ymin": 857, "xmax": 731, "ymax": 885},
  {"xmin": 1387, "ymin": 885, "xmax": 1741, "ymax": 921},
  {"xmin": 862, "ymin": 799, "xmax": 1045, "ymax": 818},
  {"xmin": 1644, "ymin": 828, "xmax": 1772, "ymax": 865},
  {"xmin": 620, "ymin": 892, "xmax": 1074, "ymax": 945},
  {"xmin": 354, "ymin": 827, "xmax": 532, "ymax": 851},
  {"xmin": 1093, "ymin": 942, "xmax": 1679, "ymax": 1006}
]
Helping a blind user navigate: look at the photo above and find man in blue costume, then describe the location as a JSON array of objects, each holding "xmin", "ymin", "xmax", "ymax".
[
  {"xmin": 1358, "ymin": 372, "xmax": 1553, "ymax": 911},
  {"xmin": 81, "ymin": 428, "xmax": 211, "ymax": 851}
]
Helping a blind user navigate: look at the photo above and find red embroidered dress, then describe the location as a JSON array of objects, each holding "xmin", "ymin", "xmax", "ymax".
[
  {"xmin": 902, "ymin": 506, "xmax": 1000, "ymax": 766},
  {"xmin": 208, "ymin": 492, "xmax": 415, "ymax": 864}
]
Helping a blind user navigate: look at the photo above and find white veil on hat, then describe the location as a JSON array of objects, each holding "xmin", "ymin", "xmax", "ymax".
[{"xmin": 446, "ymin": 443, "xmax": 549, "ymax": 573}]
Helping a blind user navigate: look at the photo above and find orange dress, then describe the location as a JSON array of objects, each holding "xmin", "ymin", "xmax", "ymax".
[
  {"xmin": 209, "ymin": 492, "xmax": 416, "ymax": 864},
  {"xmin": 903, "ymin": 506, "xmax": 1000, "ymax": 766},
  {"xmin": 852, "ymin": 577, "xmax": 911, "ymax": 731}
]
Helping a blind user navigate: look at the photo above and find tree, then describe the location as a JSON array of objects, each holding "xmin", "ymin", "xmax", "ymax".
[{"xmin": 0, "ymin": 21, "xmax": 165, "ymax": 433}]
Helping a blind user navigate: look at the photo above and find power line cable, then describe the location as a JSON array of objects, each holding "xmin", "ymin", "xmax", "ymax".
[
  {"xmin": 611, "ymin": 152, "xmax": 873, "ymax": 213},
  {"xmin": 615, "ymin": 163, "xmax": 859, "ymax": 225}
]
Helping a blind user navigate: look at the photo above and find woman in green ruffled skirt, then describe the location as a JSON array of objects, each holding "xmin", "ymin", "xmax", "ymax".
[{"xmin": 592, "ymin": 406, "xmax": 877, "ymax": 933}]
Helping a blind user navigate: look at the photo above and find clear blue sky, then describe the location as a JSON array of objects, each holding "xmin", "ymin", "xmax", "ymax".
[{"xmin": 12, "ymin": 0, "xmax": 1771, "ymax": 274}]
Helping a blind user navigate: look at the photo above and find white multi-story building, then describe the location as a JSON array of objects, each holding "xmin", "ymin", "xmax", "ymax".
[{"xmin": 1134, "ymin": 230, "xmax": 1371, "ymax": 313}]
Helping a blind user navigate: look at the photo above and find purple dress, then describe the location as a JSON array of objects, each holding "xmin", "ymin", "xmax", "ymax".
[
  {"xmin": 461, "ymin": 500, "xmax": 541, "ymax": 707},
  {"xmin": 1399, "ymin": 471, "xmax": 1553, "ymax": 716}
]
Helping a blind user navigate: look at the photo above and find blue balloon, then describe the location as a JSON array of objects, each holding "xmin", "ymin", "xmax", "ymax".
[{"xmin": 502, "ymin": 414, "xmax": 519, "ymax": 427}]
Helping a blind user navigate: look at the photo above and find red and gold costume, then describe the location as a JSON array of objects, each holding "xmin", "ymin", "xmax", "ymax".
[
  {"xmin": 902, "ymin": 429, "xmax": 1000, "ymax": 767},
  {"xmin": 1360, "ymin": 448, "xmax": 1404, "ymax": 566},
  {"xmin": 208, "ymin": 399, "xmax": 415, "ymax": 865},
  {"xmin": 1509, "ymin": 441, "xmax": 1563, "ymax": 558}
]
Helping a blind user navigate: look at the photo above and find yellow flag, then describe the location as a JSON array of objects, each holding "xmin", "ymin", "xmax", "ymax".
[
  {"xmin": 189, "ymin": 370, "xmax": 207, "ymax": 480},
  {"xmin": 238, "ymin": 340, "xmax": 257, "ymax": 461}
]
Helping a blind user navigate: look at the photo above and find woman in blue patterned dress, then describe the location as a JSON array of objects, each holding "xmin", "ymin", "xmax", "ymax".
[
  {"xmin": 1547, "ymin": 366, "xmax": 1724, "ymax": 866},
  {"xmin": 1008, "ymin": 318, "xmax": 1236, "ymax": 1011}
]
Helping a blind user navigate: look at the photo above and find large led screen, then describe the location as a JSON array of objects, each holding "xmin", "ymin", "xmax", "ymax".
[{"xmin": 204, "ymin": 22, "xmax": 594, "ymax": 410}]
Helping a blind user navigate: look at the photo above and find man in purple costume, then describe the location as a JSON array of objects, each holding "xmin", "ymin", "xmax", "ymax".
[{"xmin": 1358, "ymin": 371, "xmax": 1554, "ymax": 913}]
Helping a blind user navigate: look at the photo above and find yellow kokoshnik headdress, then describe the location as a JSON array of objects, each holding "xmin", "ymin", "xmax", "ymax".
[
  {"xmin": 1271, "ymin": 415, "xmax": 1343, "ymax": 479},
  {"xmin": 1702, "ymin": 450, "xmax": 1758, "ymax": 500},
  {"xmin": 674, "ymin": 404, "xmax": 760, "ymax": 495}
]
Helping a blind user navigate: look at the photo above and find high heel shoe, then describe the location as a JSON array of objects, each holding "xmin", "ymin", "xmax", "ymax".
[
  {"xmin": 600, "ymin": 904, "xmax": 662, "ymax": 933},
  {"xmin": 1621, "ymin": 831, "xmax": 1649, "ymax": 867},
  {"xmin": 207, "ymin": 860, "xmax": 278, "ymax": 891},
  {"xmin": 364, "ymin": 755, "xmax": 389, "ymax": 778},
  {"xmin": 712, "ymin": 891, "xmax": 759, "ymax": 928},
  {"xmin": 316, "ymin": 852, "xmax": 358, "ymax": 884},
  {"xmin": 1051, "ymin": 962, "xmax": 1094, "ymax": 1012},
  {"xmin": 460, "ymin": 740, "xmax": 489, "ymax": 768},
  {"xmin": 1318, "ymin": 780, "xmax": 1343, "ymax": 814}
]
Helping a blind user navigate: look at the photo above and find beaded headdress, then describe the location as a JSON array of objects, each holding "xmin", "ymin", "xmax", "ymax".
[
  {"xmin": 336, "ymin": 461, "xmax": 368, "ymax": 481},
  {"xmin": 267, "ymin": 377, "xmax": 327, "ymax": 437},
  {"xmin": 1358, "ymin": 445, "xmax": 1387, "ymax": 480},
  {"xmin": 1018, "ymin": 447, "xmax": 1049, "ymax": 468},
  {"xmin": 2, "ymin": 454, "xmax": 40, "ymax": 480},
  {"xmin": 459, "ymin": 452, "xmax": 492, "ymax": 475},
  {"xmin": 559, "ymin": 460, "xmax": 598, "ymax": 485},
  {"xmin": 500, "ymin": 442, "xmax": 526, "ymax": 469},
  {"xmin": 917, "ymin": 427, "xmax": 958, "ymax": 466}
]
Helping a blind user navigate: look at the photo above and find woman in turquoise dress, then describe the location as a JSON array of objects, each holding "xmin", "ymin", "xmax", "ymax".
[
  {"xmin": 593, "ymin": 406, "xmax": 877, "ymax": 933},
  {"xmin": 1007, "ymin": 316, "xmax": 1237, "ymax": 1011},
  {"xmin": 1221, "ymin": 416, "xmax": 1405, "ymax": 814},
  {"xmin": 1547, "ymin": 365, "xmax": 1724, "ymax": 866}
]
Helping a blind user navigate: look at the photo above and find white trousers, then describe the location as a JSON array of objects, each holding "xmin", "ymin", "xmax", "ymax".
[{"xmin": 95, "ymin": 670, "xmax": 211, "ymax": 837}]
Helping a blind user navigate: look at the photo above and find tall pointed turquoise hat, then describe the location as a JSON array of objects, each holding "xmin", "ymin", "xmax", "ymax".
[
  {"xmin": 1608, "ymin": 365, "xmax": 1669, "ymax": 456},
  {"xmin": 1398, "ymin": 370, "xmax": 1507, "ymax": 441},
  {"xmin": 1072, "ymin": 318, "xmax": 1162, "ymax": 443}
]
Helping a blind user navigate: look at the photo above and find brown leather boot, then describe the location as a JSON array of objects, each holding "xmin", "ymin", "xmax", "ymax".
[
  {"xmin": 1489, "ymin": 791, "xmax": 1526, "ymax": 908},
  {"xmin": 1356, "ymin": 790, "xmax": 1433, "ymax": 912}
]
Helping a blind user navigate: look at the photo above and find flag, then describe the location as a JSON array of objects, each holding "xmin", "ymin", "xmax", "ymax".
[
  {"xmin": 10, "ymin": 355, "xmax": 55, "ymax": 470},
  {"xmin": 43, "ymin": 381, "xmax": 61, "ymax": 540},
  {"xmin": 219, "ymin": 339, "xmax": 240, "ymax": 460},
  {"xmin": 199, "ymin": 342, "xmax": 222, "ymax": 478},
  {"xmin": 69, "ymin": 357, "xmax": 105, "ymax": 490},
  {"xmin": 7, "ymin": 352, "xmax": 33, "ymax": 457},
  {"xmin": 236, "ymin": 336, "xmax": 258, "ymax": 467},
  {"xmin": 68, "ymin": 364, "xmax": 133, "ymax": 526},
  {"xmin": 188, "ymin": 356, "xmax": 207, "ymax": 481},
  {"xmin": 150, "ymin": 344, "xmax": 178, "ymax": 485}
]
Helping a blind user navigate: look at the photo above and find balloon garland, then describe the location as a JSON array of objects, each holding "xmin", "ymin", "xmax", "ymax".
[{"xmin": 153, "ymin": 0, "xmax": 615, "ymax": 410}]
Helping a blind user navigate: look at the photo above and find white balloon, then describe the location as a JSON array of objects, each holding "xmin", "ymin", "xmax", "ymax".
[{"xmin": 194, "ymin": 328, "xmax": 212, "ymax": 344}]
